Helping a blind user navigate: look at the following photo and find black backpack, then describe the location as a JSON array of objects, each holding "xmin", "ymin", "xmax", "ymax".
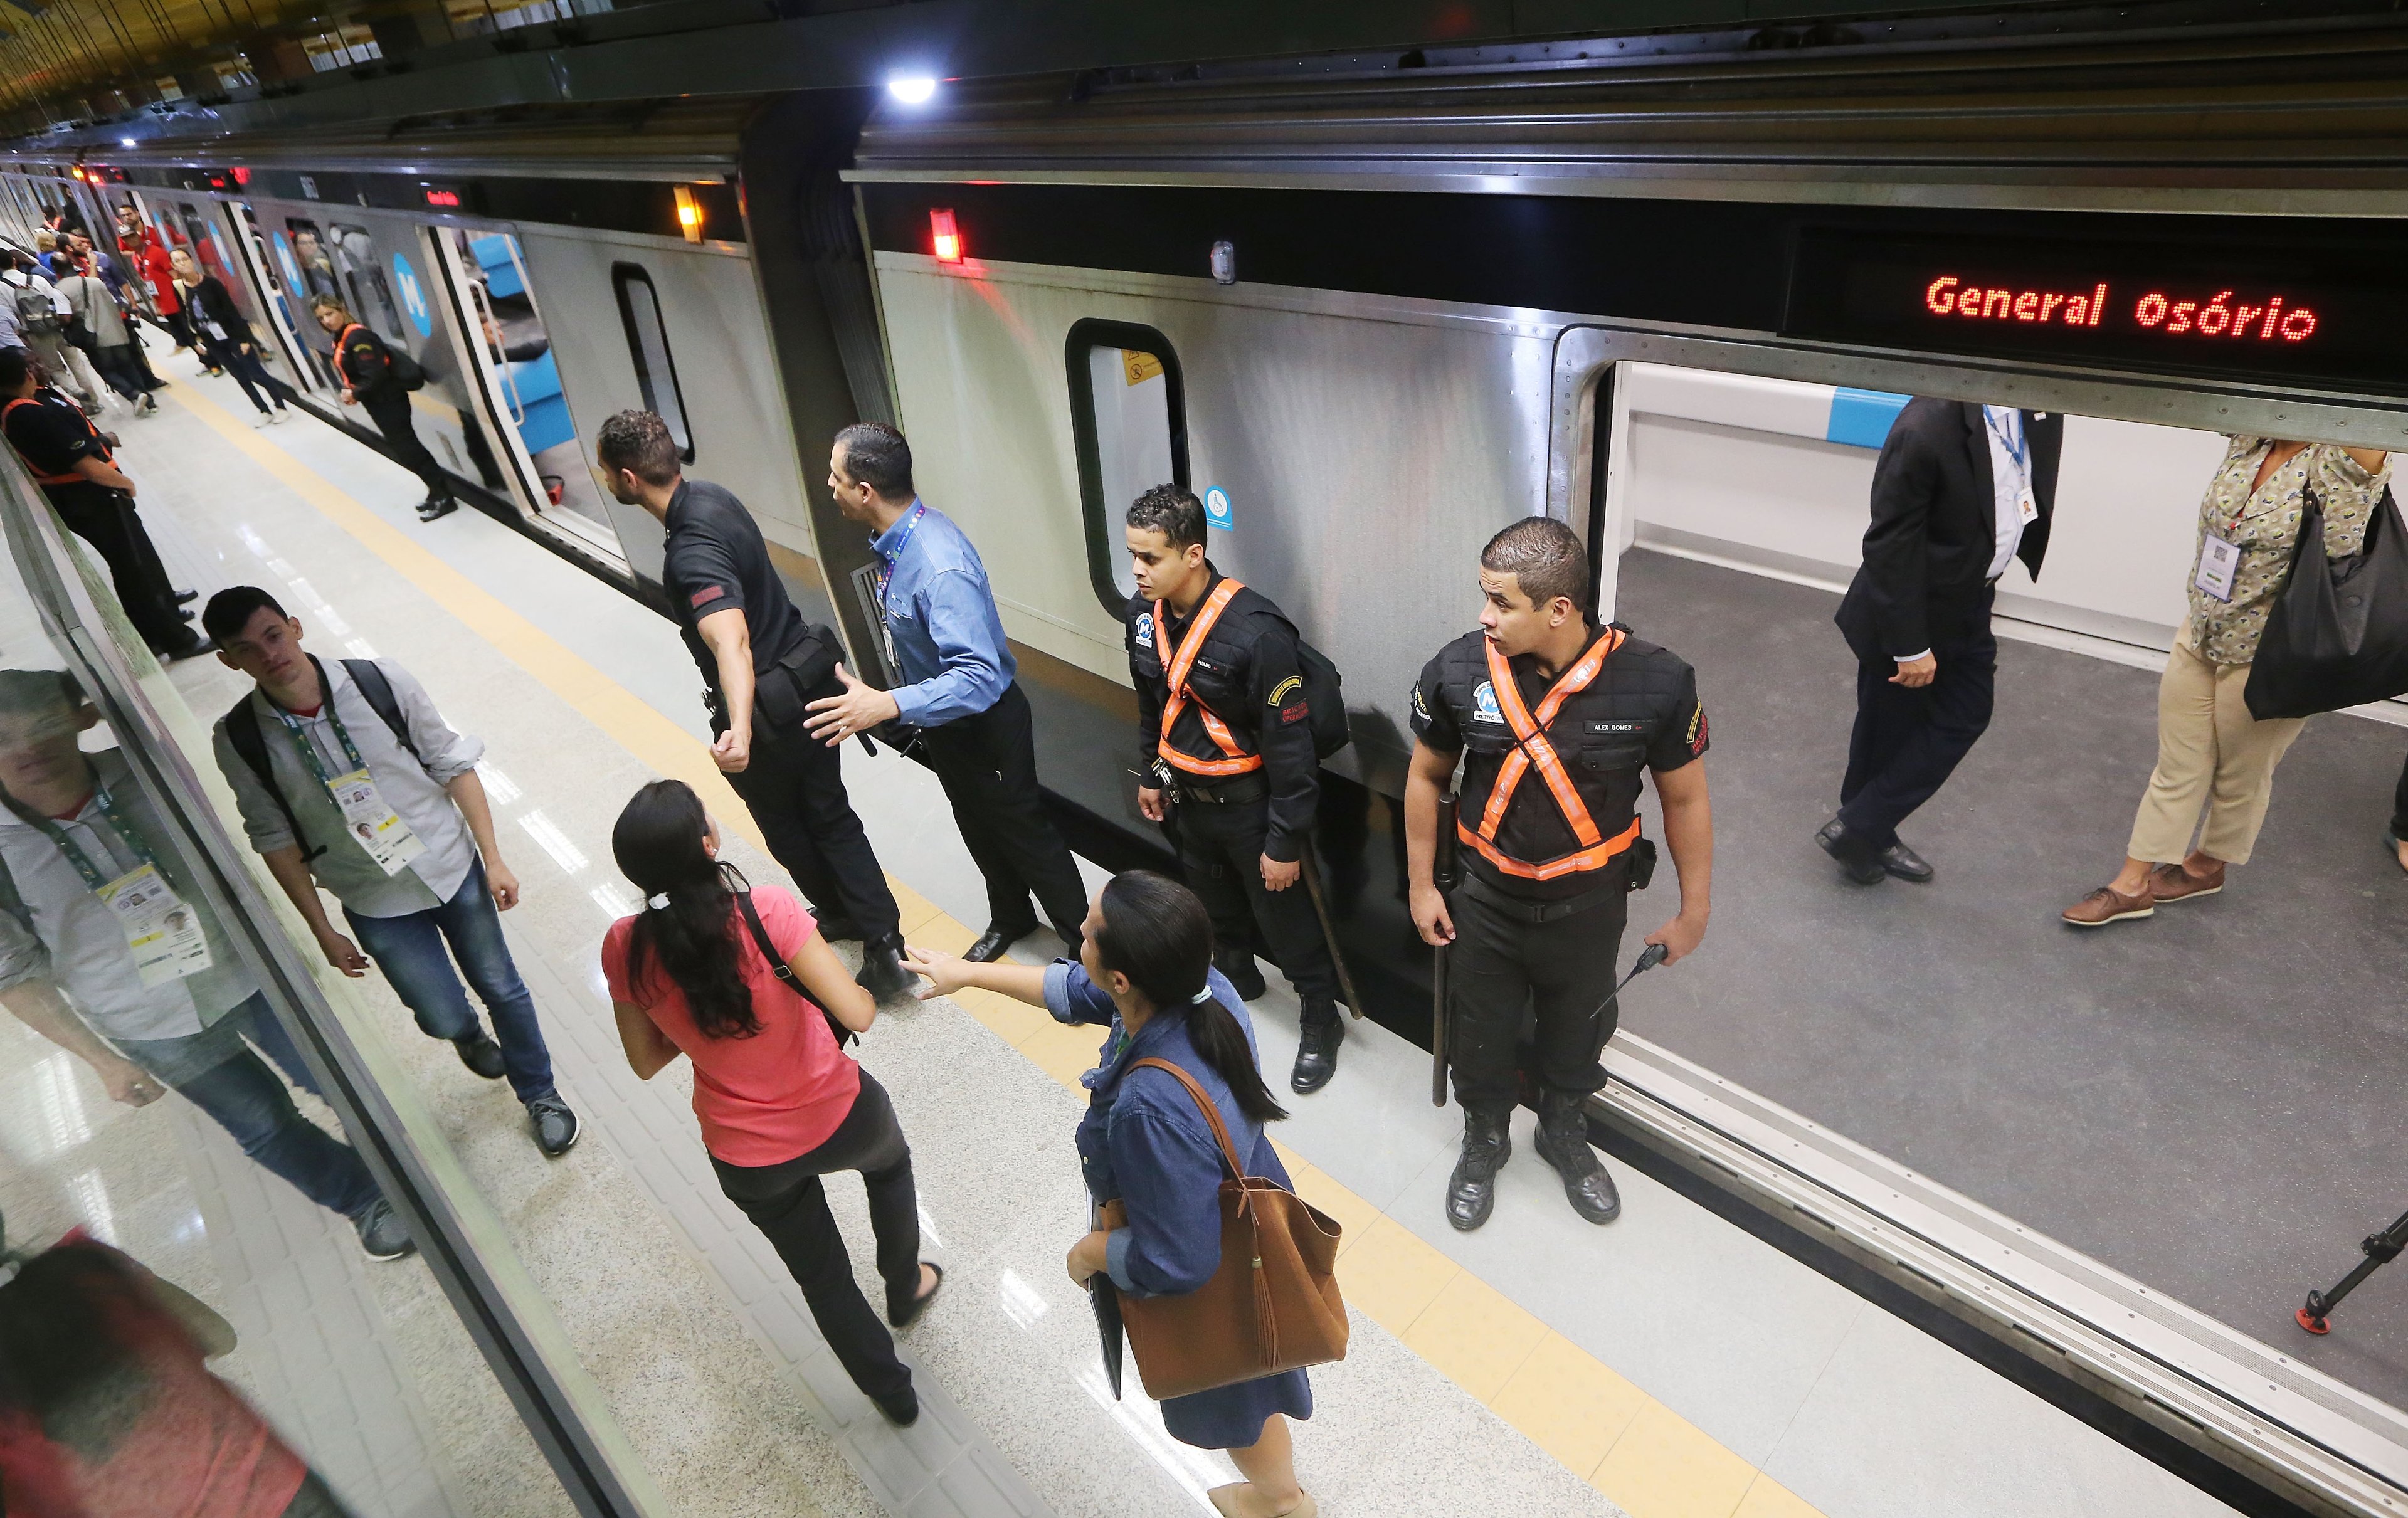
[
  {"xmin": 222, "ymin": 660, "xmax": 416, "ymax": 862},
  {"xmin": 386, "ymin": 344, "xmax": 426, "ymax": 391}
]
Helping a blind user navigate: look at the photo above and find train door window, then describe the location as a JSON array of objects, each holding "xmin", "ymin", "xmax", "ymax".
[
  {"xmin": 1065, "ymin": 319, "xmax": 1187, "ymax": 613},
  {"xmin": 610, "ymin": 264, "xmax": 692, "ymax": 460},
  {"xmin": 325, "ymin": 221, "xmax": 406, "ymax": 341}
]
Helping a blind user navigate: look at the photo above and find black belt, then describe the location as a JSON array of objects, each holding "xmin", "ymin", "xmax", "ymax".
[
  {"xmin": 1175, "ymin": 772, "xmax": 1268, "ymax": 806},
  {"xmin": 1454, "ymin": 867, "xmax": 1626, "ymax": 925}
]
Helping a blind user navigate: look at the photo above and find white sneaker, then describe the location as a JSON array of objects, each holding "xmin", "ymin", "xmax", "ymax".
[{"xmin": 250, "ymin": 411, "xmax": 272, "ymax": 428}]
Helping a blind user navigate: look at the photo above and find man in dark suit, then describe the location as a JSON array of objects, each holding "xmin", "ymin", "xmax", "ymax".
[{"xmin": 1820, "ymin": 399, "xmax": 2063, "ymax": 883}]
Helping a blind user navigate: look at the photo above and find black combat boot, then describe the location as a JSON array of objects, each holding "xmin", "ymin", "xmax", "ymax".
[
  {"xmin": 1211, "ymin": 944, "xmax": 1266, "ymax": 1001},
  {"xmin": 1445, "ymin": 1109, "xmax": 1513, "ymax": 1232},
  {"xmin": 1289, "ymin": 1006, "xmax": 1343, "ymax": 1094},
  {"xmin": 1534, "ymin": 1089, "xmax": 1620, "ymax": 1225},
  {"xmin": 856, "ymin": 936, "xmax": 915, "ymax": 1000}
]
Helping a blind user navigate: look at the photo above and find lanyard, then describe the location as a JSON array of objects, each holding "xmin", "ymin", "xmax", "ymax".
[
  {"xmin": 7, "ymin": 781, "xmax": 157, "ymax": 893},
  {"xmin": 869, "ymin": 500, "xmax": 927, "ymax": 617},
  {"xmin": 268, "ymin": 662, "xmax": 371, "ymax": 788},
  {"xmin": 1985, "ymin": 408, "xmax": 2030, "ymax": 482}
]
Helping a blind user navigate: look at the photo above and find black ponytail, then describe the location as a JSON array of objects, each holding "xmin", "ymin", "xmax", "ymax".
[
  {"xmin": 1094, "ymin": 871, "xmax": 1287, "ymax": 1126},
  {"xmin": 610, "ymin": 779, "xmax": 759, "ymax": 1040}
]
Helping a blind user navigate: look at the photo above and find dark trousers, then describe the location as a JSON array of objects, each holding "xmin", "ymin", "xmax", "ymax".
[
  {"xmin": 48, "ymin": 485, "xmax": 191, "ymax": 654},
  {"xmin": 920, "ymin": 681, "xmax": 1088, "ymax": 939},
  {"xmin": 116, "ymin": 995, "xmax": 383, "ymax": 1223},
  {"xmin": 214, "ymin": 345, "xmax": 283, "ymax": 416},
  {"xmin": 342, "ymin": 860, "xmax": 557, "ymax": 1105},
  {"xmin": 359, "ymin": 387, "xmax": 451, "ymax": 502},
  {"xmin": 88, "ymin": 342, "xmax": 144, "ymax": 403},
  {"xmin": 711, "ymin": 1072, "xmax": 919, "ymax": 1402},
  {"xmin": 719, "ymin": 685, "xmax": 902, "ymax": 944},
  {"xmin": 1175, "ymin": 790, "xmax": 1341, "ymax": 1018},
  {"xmin": 2392, "ymin": 751, "xmax": 2408, "ymax": 841},
  {"xmin": 1445, "ymin": 877, "xmax": 1629, "ymax": 1119},
  {"xmin": 1837, "ymin": 620, "xmax": 1998, "ymax": 850}
]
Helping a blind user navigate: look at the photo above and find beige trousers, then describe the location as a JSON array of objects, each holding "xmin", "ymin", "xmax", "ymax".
[{"xmin": 2125, "ymin": 636, "xmax": 2306, "ymax": 865}]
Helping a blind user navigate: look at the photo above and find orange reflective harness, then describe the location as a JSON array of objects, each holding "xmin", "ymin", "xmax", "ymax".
[
  {"xmin": 1155, "ymin": 578, "xmax": 1264, "ymax": 778},
  {"xmin": 1459, "ymin": 629, "xmax": 1643, "ymax": 882},
  {"xmin": 3, "ymin": 395, "xmax": 107, "ymax": 485},
  {"xmin": 333, "ymin": 323, "xmax": 369, "ymax": 390}
]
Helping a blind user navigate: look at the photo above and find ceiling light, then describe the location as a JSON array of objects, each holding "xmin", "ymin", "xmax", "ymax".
[
  {"xmin": 887, "ymin": 74, "xmax": 937, "ymax": 105},
  {"xmin": 118, "ymin": 137, "xmax": 134, "ymax": 147}
]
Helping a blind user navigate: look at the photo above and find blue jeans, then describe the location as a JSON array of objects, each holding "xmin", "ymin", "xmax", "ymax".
[
  {"xmin": 344, "ymin": 860, "xmax": 556, "ymax": 1105},
  {"xmin": 117, "ymin": 994, "xmax": 383, "ymax": 1221}
]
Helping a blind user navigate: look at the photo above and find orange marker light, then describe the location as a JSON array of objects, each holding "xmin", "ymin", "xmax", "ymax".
[
  {"xmin": 673, "ymin": 185, "xmax": 703, "ymax": 243},
  {"xmin": 930, "ymin": 208, "xmax": 962, "ymax": 263}
]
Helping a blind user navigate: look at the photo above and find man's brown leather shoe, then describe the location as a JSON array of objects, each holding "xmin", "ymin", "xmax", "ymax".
[
  {"xmin": 2148, "ymin": 860, "xmax": 2225, "ymax": 904},
  {"xmin": 2062, "ymin": 883, "xmax": 2155, "ymax": 927}
]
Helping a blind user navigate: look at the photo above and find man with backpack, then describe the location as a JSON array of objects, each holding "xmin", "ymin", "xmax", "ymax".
[
  {"xmin": 6, "ymin": 253, "xmax": 103, "ymax": 411},
  {"xmin": 1121, "ymin": 484, "xmax": 1352, "ymax": 1094},
  {"xmin": 307, "ymin": 295, "xmax": 452, "ymax": 521},
  {"xmin": 201, "ymin": 586, "xmax": 579, "ymax": 1157},
  {"xmin": 56, "ymin": 255, "xmax": 152, "ymax": 415}
]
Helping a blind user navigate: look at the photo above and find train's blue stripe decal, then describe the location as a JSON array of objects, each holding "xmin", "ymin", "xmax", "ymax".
[{"xmin": 1825, "ymin": 387, "xmax": 1911, "ymax": 449}]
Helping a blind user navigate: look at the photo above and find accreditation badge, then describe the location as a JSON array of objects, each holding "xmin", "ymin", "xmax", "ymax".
[
  {"xmin": 328, "ymin": 769, "xmax": 426, "ymax": 875},
  {"xmin": 2194, "ymin": 533, "xmax": 2241, "ymax": 603},
  {"xmin": 98, "ymin": 863, "xmax": 213, "ymax": 988}
]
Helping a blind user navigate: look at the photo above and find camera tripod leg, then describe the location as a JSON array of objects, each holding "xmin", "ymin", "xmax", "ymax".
[{"xmin": 2298, "ymin": 1207, "xmax": 2408, "ymax": 1334}]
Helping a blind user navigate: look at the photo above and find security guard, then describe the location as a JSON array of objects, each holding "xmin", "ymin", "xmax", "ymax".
[
  {"xmin": 593, "ymin": 409, "xmax": 914, "ymax": 999},
  {"xmin": 1122, "ymin": 484, "xmax": 1346, "ymax": 1094},
  {"xmin": 1405, "ymin": 518, "xmax": 1713, "ymax": 1231},
  {"xmin": 309, "ymin": 294, "xmax": 455, "ymax": 521},
  {"xmin": 0, "ymin": 346, "xmax": 203, "ymax": 660}
]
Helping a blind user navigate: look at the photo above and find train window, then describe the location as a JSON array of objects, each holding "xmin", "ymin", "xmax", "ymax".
[
  {"xmin": 1065, "ymin": 319, "xmax": 1188, "ymax": 614},
  {"xmin": 610, "ymin": 263, "xmax": 694, "ymax": 461}
]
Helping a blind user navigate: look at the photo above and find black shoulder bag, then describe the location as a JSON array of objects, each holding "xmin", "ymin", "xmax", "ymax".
[
  {"xmin": 2243, "ymin": 482, "xmax": 2408, "ymax": 720},
  {"xmin": 734, "ymin": 889, "xmax": 858, "ymax": 1049}
]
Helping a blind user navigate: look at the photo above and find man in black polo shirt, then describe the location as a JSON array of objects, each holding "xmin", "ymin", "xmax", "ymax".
[
  {"xmin": 0, "ymin": 346, "xmax": 204, "ymax": 660},
  {"xmin": 593, "ymin": 409, "xmax": 911, "ymax": 998}
]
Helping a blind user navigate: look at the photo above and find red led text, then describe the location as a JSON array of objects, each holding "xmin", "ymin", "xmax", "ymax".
[
  {"xmin": 1926, "ymin": 277, "xmax": 2107, "ymax": 327},
  {"xmin": 425, "ymin": 189, "xmax": 461, "ymax": 208},
  {"xmin": 2135, "ymin": 289, "xmax": 2315, "ymax": 342},
  {"xmin": 1923, "ymin": 275, "xmax": 2317, "ymax": 344}
]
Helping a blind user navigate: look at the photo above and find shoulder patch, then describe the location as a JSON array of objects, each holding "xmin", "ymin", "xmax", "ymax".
[
  {"xmin": 1411, "ymin": 683, "xmax": 1430, "ymax": 720},
  {"xmin": 1689, "ymin": 705, "xmax": 1708, "ymax": 754},
  {"xmin": 1133, "ymin": 611, "xmax": 1154, "ymax": 649},
  {"xmin": 689, "ymin": 584, "xmax": 727, "ymax": 609},
  {"xmin": 1267, "ymin": 675, "xmax": 1301, "ymax": 707},
  {"xmin": 1280, "ymin": 700, "xmax": 1310, "ymax": 725},
  {"xmin": 1471, "ymin": 680, "xmax": 1504, "ymax": 724}
]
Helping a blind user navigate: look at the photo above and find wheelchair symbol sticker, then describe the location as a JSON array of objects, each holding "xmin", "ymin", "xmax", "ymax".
[{"xmin": 1203, "ymin": 486, "xmax": 1233, "ymax": 532}]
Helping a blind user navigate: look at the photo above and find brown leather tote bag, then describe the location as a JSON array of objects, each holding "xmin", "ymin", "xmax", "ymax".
[{"xmin": 1097, "ymin": 1057, "xmax": 1349, "ymax": 1400}]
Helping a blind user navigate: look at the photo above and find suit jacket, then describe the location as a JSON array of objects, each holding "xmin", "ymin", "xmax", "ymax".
[{"xmin": 1835, "ymin": 399, "xmax": 2063, "ymax": 663}]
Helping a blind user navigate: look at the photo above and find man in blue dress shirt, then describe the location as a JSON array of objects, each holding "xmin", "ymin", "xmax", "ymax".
[{"xmin": 806, "ymin": 423, "xmax": 1089, "ymax": 963}]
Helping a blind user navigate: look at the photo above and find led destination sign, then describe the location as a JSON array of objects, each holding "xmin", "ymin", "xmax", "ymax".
[{"xmin": 1785, "ymin": 230, "xmax": 2406, "ymax": 394}]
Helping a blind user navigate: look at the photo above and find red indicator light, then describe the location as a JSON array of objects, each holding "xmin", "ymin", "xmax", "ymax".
[
  {"xmin": 930, "ymin": 208, "xmax": 962, "ymax": 264},
  {"xmin": 425, "ymin": 189, "xmax": 461, "ymax": 208},
  {"xmin": 70, "ymin": 166, "xmax": 87, "ymax": 181},
  {"xmin": 232, "ymin": 167, "xmax": 250, "ymax": 186}
]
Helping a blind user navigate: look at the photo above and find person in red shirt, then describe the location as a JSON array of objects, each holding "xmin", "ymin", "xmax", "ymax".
[
  {"xmin": 604, "ymin": 779, "xmax": 941, "ymax": 1426},
  {"xmin": 134, "ymin": 233, "xmax": 191, "ymax": 352}
]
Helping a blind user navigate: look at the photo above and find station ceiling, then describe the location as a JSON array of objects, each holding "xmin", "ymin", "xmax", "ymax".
[{"xmin": 0, "ymin": 0, "xmax": 2382, "ymax": 150}]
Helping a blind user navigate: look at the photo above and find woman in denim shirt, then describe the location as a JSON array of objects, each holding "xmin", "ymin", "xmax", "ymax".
[{"xmin": 911, "ymin": 871, "xmax": 1317, "ymax": 1518}]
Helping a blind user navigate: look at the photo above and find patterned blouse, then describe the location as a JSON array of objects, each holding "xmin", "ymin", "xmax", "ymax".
[{"xmin": 2186, "ymin": 437, "xmax": 2391, "ymax": 667}]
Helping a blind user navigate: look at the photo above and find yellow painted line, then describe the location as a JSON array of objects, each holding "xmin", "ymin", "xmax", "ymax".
[{"xmin": 159, "ymin": 374, "xmax": 1829, "ymax": 1518}]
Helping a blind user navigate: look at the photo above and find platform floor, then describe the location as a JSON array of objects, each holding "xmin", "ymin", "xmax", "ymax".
[
  {"xmin": 2, "ymin": 348, "xmax": 2261, "ymax": 1518},
  {"xmin": 1617, "ymin": 544, "xmax": 2408, "ymax": 1408}
]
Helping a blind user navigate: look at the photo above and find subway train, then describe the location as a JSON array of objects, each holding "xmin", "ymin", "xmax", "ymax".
[{"xmin": 5, "ymin": 28, "xmax": 2408, "ymax": 1517}]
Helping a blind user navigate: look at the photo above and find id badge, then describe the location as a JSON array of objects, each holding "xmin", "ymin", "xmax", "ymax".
[
  {"xmin": 2194, "ymin": 534, "xmax": 2242, "ymax": 603},
  {"xmin": 2017, "ymin": 484, "xmax": 2039, "ymax": 525},
  {"xmin": 329, "ymin": 769, "xmax": 426, "ymax": 876},
  {"xmin": 98, "ymin": 863, "xmax": 211, "ymax": 988}
]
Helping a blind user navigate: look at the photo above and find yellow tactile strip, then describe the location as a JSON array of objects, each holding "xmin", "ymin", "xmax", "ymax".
[{"xmin": 161, "ymin": 375, "xmax": 1829, "ymax": 1518}]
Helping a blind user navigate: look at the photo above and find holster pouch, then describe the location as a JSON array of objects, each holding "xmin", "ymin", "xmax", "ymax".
[
  {"xmin": 750, "ymin": 626, "xmax": 844, "ymax": 732},
  {"xmin": 1626, "ymin": 836, "xmax": 1658, "ymax": 892}
]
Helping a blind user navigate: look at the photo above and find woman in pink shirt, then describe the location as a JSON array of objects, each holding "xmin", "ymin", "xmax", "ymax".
[{"xmin": 605, "ymin": 780, "xmax": 940, "ymax": 1425}]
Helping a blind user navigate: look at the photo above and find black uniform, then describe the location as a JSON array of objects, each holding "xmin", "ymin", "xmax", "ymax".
[
  {"xmin": 333, "ymin": 322, "xmax": 450, "ymax": 505},
  {"xmin": 1, "ymin": 387, "xmax": 197, "ymax": 656},
  {"xmin": 663, "ymin": 478, "xmax": 902, "ymax": 947},
  {"xmin": 1126, "ymin": 569, "xmax": 1339, "ymax": 1021},
  {"xmin": 1411, "ymin": 625, "xmax": 1706, "ymax": 1117}
]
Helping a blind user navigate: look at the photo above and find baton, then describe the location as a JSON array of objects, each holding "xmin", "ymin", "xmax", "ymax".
[
  {"xmin": 1296, "ymin": 842, "xmax": 1365, "ymax": 1021},
  {"xmin": 1430, "ymin": 793, "xmax": 1459, "ymax": 1107}
]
